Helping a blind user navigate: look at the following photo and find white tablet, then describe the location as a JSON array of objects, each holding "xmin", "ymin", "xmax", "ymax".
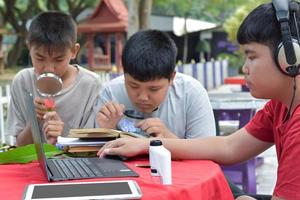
[{"xmin": 23, "ymin": 180, "xmax": 142, "ymax": 200}]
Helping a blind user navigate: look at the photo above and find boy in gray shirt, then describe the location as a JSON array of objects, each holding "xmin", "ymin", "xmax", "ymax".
[
  {"xmin": 96, "ymin": 30, "xmax": 215, "ymax": 139},
  {"xmin": 6, "ymin": 11, "xmax": 100, "ymax": 146}
]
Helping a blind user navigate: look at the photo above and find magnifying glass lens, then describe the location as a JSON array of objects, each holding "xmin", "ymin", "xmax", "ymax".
[{"xmin": 36, "ymin": 73, "xmax": 63, "ymax": 97}]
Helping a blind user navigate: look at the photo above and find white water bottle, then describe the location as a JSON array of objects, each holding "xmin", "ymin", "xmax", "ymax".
[{"xmin": 149, "ymin": 140, "xmax": 172, "ymax": 185}]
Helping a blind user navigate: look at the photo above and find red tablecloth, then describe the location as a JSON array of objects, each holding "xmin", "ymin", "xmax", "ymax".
[{"xmin": 0, "ymin": 159, "xmax": 233, "ymax": 200}]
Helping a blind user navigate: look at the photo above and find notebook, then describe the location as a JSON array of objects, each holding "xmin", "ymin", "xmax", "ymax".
[{"xmin": 25, "ymin": 92, "xmax": 139, "ymax": 181}]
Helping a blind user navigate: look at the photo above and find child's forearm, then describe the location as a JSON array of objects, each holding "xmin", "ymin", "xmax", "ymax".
[{"xmin": 16, "ymin": 125, "xmax": 34, "ymax": 146}]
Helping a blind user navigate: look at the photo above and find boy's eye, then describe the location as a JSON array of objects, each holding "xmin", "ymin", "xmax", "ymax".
[
  {"xmin": 149, "ymin": 88, "xmax": 160, "ymax": 92},
  {"xmin": 129, "ymin": 84, "xmax": 139, "ymax": 89},
  {"xmin": 248, "ymin": 56, "xmax": 255, "ymax": 61},
  {"xmin": 36, "ymin": 58, "xmax": 44, "ymax": 62}
]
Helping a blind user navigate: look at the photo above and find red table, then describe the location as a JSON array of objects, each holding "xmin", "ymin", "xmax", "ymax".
[{"xmin": 0, "ymin": 159, "xmax": 233, "ymax": 200}]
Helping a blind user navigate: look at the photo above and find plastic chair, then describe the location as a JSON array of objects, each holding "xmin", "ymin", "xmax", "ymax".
[{"xmin": 213, "ymin": 108, "xmax": 257, "ymax": 194}]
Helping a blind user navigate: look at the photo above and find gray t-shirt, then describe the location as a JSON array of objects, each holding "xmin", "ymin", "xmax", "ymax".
[
  {"xmin": 6, "ymin": 65, "xmax": 101, "ymax": 141},
  {"xmin": 96, "ymin": 73, "xmax": 216, "ymax": 138}
]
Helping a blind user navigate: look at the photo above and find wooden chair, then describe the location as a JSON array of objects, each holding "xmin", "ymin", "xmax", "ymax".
[{"xmin": 213, "ymin": 108, "xmax": 258, "ymax": 194}]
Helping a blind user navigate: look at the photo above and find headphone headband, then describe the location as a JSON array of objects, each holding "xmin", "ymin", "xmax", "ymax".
[
  {"xmin": 273, "ymin": 0, "xmax": 289, "ymax": 22},
  {"xmin": 273, "ymin": 0, "xmax": 300, "ymax": 76}
]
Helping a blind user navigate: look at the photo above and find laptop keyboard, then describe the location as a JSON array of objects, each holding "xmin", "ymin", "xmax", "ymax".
[{"xmin": 50, "ymin": 158, "xmax": 104, "ymax": 179}]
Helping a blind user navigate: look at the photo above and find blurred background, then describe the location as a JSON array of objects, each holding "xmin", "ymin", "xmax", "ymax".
[{"xmin": 0, "ymin": 0, "xmax": 269, "ymax": 79}]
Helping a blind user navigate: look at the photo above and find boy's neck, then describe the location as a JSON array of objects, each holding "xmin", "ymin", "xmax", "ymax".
[
  {"xmin": 60, "ymin": 64, "xmax": 78, "ymax": 88},
  {"xmin": 285, "ymin": 76, "xmax": 300, "ymax": 115}
]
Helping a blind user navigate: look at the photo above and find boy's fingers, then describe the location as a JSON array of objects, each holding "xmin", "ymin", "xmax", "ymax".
[
  {"xmin": 97, "ymin": 112, "xmax": 109, "ymax": 121},
  {"xmin": 46, "ymin": 130, "xmax": 62, "ymax": 137},
  {"xmin": 34, "ymin": 97, "xmax": 44, "ymax": 104},
  {"xmin": 105, "ymin": 102, "xmax": 118, "ymax": 116},
  {"xmin": 99, "ymin": 147, "xmax": 123, "ymax": 158},
  {"xmin": 116, "ymin": 104, "xmax": 125, "ymax": 116},
  {"xmin": 47, "ymin": 137, "xmax": 57, "ymax": 145},
  {"xmin": 43, "ymin": 111, "xmax": 61, "ymax": 120},
  {"xmin": 136, "ymin": 119, "xmax": 146, "ymax": 127}
]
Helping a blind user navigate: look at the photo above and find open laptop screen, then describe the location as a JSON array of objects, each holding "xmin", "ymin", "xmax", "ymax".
[{"xmin": 26, "ymin": 92, "xmax": 51, "ymax": 181}]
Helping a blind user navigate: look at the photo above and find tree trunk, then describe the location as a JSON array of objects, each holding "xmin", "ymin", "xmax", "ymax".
[
  {"xmin": 139, "ymin": 0, "xmax": 152, "ymax": 30},
  {"xmin": 7, "ymin": 35, "xmax": 26, "ymax": 68},
  {"xmin": 127, "ymin": 0, "xmax": 140, "ymax": 39},
  {"xmin": 182, "ymin": 17, "xmax": 188, "ymax": 64}
]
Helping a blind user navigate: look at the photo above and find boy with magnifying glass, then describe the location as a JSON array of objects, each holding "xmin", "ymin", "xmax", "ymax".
[{"xmin": 6, "ymin": 11, "xmax": 100, "ymax": 146}]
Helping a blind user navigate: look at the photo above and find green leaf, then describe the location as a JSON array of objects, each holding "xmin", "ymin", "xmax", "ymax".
[
  {"xmin": 37, "ymin": 0, "xmax": 47, "ymax": 11},
  {"xmin": 0, "ymin": 144, "xmax": 63, "ymax": 164}
]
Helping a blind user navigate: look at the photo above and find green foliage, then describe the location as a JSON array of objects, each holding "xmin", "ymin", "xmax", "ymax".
[
  {"xmin": 220, "ymin": 0, "xmax": 269, "ymax": 70},
  {"xmin": 223, "ymin": 6, "xmax": 249, "ymax": 42},
  {"xmin": 223, "ymin": 0, "xmax": 269, "ymax": 43},
  {"xmin": 153, "ymin": 0, "xmax": 249, "ymax": 24},
  {"xmin": 217, "ymin": 52, "xmax": 244, "ymax": 69},
  {"xmin": 0, "ymin": 144, "xmax": 63, "ymax": 164},
  {"xmin": 196, "ymin": 39, "xmax": 211, "ymax": 53},
  {"xmin": 154, "ymin": 0, "xmax": 200, "ymax": 17},
  {"xmin": 0, "ymin": 0, "xmax": 99, "ymax": 68},
  {"xmin": 37, "ymin": 0, "xmax": 47, "ymax": 11}
]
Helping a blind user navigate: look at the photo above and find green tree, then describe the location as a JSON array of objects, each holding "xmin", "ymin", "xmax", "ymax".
[
  {"xmin": 222, "ymin": 0, "xmax": 268, "ymax": 69},
  {"xmin": 223, "ymin": 0, "xmax": 268, "ymax": 43},
  {"xmin": 0, "ymin": 0, "xmax": 97, "ymax": 68},
  {"xmin": 153, "ymin": 0, "xmax": 247, "ymax": 24}
]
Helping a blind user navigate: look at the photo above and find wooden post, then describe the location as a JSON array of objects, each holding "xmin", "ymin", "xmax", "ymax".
[
  {"xmin": 115, "ymin": 33, "xmax": 123, "ymax": 73},
  {"xmin": 0, "ymin": 35, "xmax": 3, "ymax": 74},
  {"xmin": 87, "ymin": 33, "xmax": 95, "ymax": 70},
  {"xmin": 104, "ymin": 33, "xmax": 111, "ymax": 66}
]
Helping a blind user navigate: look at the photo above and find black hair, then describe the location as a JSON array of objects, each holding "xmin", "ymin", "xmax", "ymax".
[
  {"xmin": 237, "ymin": 1, "xmax": 300, "ymax": 55},
  {"xmin": 122, "ymin": 29, "xmax": 178, "ymax": 81},
  {"xmin": 27, "ymin": 11, "xmax": 77, "ymax": 53}
]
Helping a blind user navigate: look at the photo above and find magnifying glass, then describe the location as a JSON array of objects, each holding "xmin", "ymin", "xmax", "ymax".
[
  {"xmin": 36, "ymin": 72, "xmax": 63, "ymax": 97},
  {"xmin": 117, "ymin": 110, "xmax": 150, "ymax": 138},
  {"xmin": 36, "ymin": 72, "xmax": 63, "ymax": 111}
]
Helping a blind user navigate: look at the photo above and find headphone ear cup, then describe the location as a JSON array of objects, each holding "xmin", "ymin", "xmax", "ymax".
[{"xmin": 276, "ymin": 38, "xmax": 300, "ymax": 75}]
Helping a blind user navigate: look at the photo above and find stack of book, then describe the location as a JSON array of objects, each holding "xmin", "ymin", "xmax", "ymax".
[{"xmin": 57, "ymin": 128, "xmax": 149, "ymax": 154}]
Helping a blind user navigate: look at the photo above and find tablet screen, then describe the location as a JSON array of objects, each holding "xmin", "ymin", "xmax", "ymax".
[{"xmin": 31, "ymin": 182, "xmax": 132, "ymax": 199}]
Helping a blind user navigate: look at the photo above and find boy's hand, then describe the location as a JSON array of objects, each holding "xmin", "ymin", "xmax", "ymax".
[
  {"xmin": 34, "ymin": 97, "xmax": 47, "ymax": 119},
  {"xmin": 34, "ymin": 97, "xmax": 56, "ymax": 119},
  {"xmin": 97, "ymin": 138, "xmax": 149, "ymax": 158},
  {"xmin": 42, "ymin": 111, "xmax": 64, "ymax": 145},
  {"xmin": 136, "ymin": 118, "xmax": 178, "ymax": 138},
  {"xmin": 96, "ymin": 102, "xmax": 125, "ymax": 129}
]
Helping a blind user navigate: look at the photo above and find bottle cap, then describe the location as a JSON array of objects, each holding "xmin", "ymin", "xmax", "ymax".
[{"xmin": 150, "ymin": 140, "xmax": 162, "ymax": 146}]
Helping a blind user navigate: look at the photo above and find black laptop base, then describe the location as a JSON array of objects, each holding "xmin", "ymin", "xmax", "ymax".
[{"xmin": 47, "ymin": 157, "xmax": 139, "ymax": 181}]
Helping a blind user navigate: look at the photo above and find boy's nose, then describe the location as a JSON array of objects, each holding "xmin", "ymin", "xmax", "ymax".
[
  {"xmin": 242, "ymin": 63, "xmax": 249, "ymax": 74},
  {"xmin": 43, "ymin": 64, "xmax": 55, "ymax": 73},
  {"xmin": 137, "ymin": 91, "xmax": 149, "ymax": 101}
]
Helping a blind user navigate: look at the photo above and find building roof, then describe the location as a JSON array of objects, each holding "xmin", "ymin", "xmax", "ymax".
[
  {"xmin": 77, "ymin": 0, "xmax": 128, "ymax": 33},
  {"xmin": 150, "ymin": 15, "xmax": 218, "ymax": 36}
]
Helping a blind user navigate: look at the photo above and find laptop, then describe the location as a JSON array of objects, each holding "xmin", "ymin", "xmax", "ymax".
[{"xmin": 25, "ymin": 92, "xmax": 139, "ymax": 181}]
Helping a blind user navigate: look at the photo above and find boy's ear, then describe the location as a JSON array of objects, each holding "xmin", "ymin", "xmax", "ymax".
[{"xmin": 71, "ymin": 43, "xmax": 80, "ymax": 59}]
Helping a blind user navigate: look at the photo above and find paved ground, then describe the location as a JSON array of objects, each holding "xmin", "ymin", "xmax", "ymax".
[{"xmin": 256, "ymin": 146, "xmax": 277, "ymax": 195}]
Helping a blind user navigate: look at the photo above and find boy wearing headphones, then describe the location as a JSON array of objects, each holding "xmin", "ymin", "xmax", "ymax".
[{"xmin": 98, "ymin": 0, "xmax": 300, "ymax": 199}]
